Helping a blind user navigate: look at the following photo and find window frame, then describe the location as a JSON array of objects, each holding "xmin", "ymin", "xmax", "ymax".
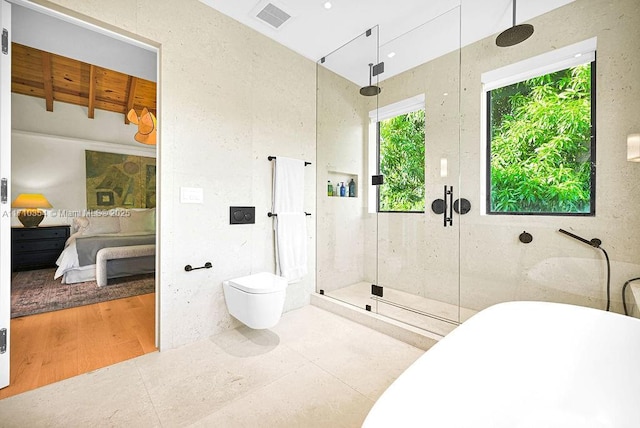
[{"xmin": 480, "ymin": 38, "xmax": 597, "ymax": 217}]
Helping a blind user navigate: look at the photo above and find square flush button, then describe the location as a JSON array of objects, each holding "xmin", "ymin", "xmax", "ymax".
[{"xmin": 230, "ymin": 206, "xmax": 255, "ymax": 224}]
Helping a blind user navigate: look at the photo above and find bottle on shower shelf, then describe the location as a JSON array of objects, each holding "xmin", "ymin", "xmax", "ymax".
[
  {"xmin": 334, "ymin": 182, "xmax": 339, "ymax": 196},
  {"xmin": 327, "ymin": 181, "xmax": 333, "ymax": 197},
  {"xmin": 348, "ymin": 178, "xmax": 355, "ymax": 197},
  {"xmin": 340, "ymin": 182, "xmax": 346, "ymax": 197}
]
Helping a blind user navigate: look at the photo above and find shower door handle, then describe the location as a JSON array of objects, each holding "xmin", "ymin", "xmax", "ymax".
[
  {"xmin": 430, "ymin": 185, "xmax": 453, "ymax": 227},
  {"xmin": 444, "ymin": 185, "xmax": 453, "ymax": 227}
]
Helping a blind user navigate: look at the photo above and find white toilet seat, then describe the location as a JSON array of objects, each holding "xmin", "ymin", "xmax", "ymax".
[{"xmin": 228, "ymin": 272, "xmax": 287, "ymax": 294}]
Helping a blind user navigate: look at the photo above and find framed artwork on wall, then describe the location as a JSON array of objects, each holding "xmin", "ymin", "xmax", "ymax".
[{"xmin": 85, "ymin": 150, "xmax": 156, "ymax": 210}]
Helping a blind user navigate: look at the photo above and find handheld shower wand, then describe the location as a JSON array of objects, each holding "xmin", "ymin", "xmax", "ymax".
[
  {"xmin": 558, "ymin": 229, "xmax": 610, "ymax": 311},
  {"xmin": 558, "ymin": 229, "xmax": 602, "ymax": 248}
]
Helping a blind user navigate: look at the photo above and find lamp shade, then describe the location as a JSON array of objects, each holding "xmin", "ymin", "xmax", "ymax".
[
  {"xmin": 627, "ymin": 134, "xmax": 640, "ymax": 162},
  {"xmin": 11, "ymin": 193, "xmax": 52, "ymax": 209},
  {"xmin": 12, "ymin": 193, "xmax": 52, "ymax": 227}
]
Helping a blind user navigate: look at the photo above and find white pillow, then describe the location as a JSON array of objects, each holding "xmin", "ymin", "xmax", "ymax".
[
  {"xmin": 71, "ymin": 216, "xmax": 90, "ymax": 234},
  {"xmin": 82, "ymin": 215, "xmax": 121, "ymax": 235},
  {"xmin": 119, "ymin": 209, "xmax": 155, "ymax": 233}
]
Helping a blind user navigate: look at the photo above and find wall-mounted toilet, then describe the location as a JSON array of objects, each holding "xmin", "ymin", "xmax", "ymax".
[{"xmin": 222, "ymin": 272, "xmax": 288, "ymax": 329}]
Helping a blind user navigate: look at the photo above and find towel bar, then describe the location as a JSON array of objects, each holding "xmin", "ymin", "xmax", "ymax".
[
  {"xmin": 268, "ymin": 212, "xmax": 311, "ymax": 217},
  {"xmin": 268, "ymin": 156, "xmax": 311, "ymax": 166}
]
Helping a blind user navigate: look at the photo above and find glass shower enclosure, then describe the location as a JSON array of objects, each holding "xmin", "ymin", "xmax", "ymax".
[
  {"xmin": 316, "ymin": 9, "xmax": 463, "ymax": 336},
  {"xmin": 316, "ymin": 1, "xmax": 640, "ymax": 336}
]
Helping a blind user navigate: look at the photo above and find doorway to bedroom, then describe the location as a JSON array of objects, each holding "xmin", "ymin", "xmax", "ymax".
[{"xmin": 0, "ymin": 1, "xmax": 159, "ymax": 398}]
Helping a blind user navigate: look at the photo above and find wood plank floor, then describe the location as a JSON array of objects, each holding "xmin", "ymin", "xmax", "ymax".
[{"xmin": 0, "ymin": 292, "xmax": 156, "ymax": 400}]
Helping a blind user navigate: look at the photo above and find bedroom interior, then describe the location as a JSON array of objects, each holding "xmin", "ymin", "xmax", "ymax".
[
  {"xmin": 2, "ymin": 2, "xmax": 160, "ymax": 397},
  {"xmin": 11, "ymin": 42, "xmax": 158, "ymax": 306}
]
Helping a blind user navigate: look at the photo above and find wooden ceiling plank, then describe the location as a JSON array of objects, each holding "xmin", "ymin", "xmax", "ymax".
[
  {"xmin": 12, "ymin": 43, "xmax": 156, "ymax": 119},
  {"xmin": 125, "ymin": 76, "xmax": 138, "ymax": 124},
  {"xmin": 41, "ymin": 52, "xmax": 54, "ymax": 112},
  {"xmin": 88, "ymin": 65, "xmax": 96, "ymax": 119}
]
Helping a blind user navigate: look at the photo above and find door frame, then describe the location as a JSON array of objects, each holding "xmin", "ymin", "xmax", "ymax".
[
  {"xmin": 1, "ymin": 0, "xmax": 162, "ymax": 389},
  {"xmin": 0, "ymin": 0, "xmax": 12, "ymax": 390}
]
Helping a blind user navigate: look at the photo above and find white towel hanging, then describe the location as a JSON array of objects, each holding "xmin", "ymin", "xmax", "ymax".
[
  {"xmin": 273, "ymin": 157, "xmax": 305, "ymax": 213},
  {"xmin": 272, "ymin": 156, "xmax": 307, "ymax": 283}
]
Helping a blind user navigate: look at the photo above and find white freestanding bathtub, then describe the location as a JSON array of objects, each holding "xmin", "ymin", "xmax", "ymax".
[{"xmin": 364, "ymin": 301, "xmax": 640, "ymax": 428}]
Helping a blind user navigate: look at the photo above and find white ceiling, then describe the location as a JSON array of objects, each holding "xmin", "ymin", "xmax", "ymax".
[
  {"xmin": 200, "ymin": 0, "xmax": 574, "ymax": 86},
  {"xmin": 11, "ymin": 2, "xmax": 157, "ymax": 82}
]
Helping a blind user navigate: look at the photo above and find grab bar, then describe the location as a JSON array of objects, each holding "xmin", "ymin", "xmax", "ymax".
[{"xmin": 185, "ymin": 262, "xmax": 212, "ymax": 272}]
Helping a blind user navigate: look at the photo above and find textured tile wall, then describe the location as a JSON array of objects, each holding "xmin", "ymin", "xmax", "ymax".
[{"xmin": 35, "ymin": 0, "xmax": 317, "ymax": 349}]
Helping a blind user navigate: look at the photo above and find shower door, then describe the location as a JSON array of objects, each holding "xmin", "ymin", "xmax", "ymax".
[
  {"xmin": 316, "ymin": 8, "xmax": 465, "ymax": 337},
  {"xmin": 372, "ymin": 6, "xmax": 463, "ymax": 335}
]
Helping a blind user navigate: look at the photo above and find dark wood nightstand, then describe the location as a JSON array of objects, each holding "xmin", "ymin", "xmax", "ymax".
[{"xmin": 11, "ymin": 225, "xmax": 70, "ymax": 271}]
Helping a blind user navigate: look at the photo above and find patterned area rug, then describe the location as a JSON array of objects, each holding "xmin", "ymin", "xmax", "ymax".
[{"xmin": 11, "ymin": 268, "xmax": 155, "ymax": 318}]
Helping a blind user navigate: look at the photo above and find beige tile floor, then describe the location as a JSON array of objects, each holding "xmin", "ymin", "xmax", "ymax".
[{"xmin": 0, "ymin": 305, "xmax": 424, "ymax": 427}]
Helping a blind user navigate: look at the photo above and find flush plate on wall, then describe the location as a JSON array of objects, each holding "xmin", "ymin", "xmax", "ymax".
[{"xmin": 230, "ymin": 206, "xmax": 255, "ymax": 224}]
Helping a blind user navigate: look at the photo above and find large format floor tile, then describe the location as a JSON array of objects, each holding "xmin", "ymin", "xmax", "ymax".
[{"xmin": 0, "ymin": 305, "xmax": 424, "ymax": 427}]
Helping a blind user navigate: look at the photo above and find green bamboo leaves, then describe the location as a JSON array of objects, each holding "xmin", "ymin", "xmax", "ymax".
[
  {"xmin": 489, "ymin": 64, "xmax": 593, "ymax": 214},
  {"xmin": 379, "ymin": 109, "xmax": 426, "ymax": 212}
]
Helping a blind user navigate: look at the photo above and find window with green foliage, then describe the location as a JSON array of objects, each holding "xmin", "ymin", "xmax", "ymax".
[
  {"xmin": 487, "ymin": 62, "xmax": 595, "ymax": 215},
  {"xmin": 378, "ymin": 109, "xmax": 425, "ymax": 212}
]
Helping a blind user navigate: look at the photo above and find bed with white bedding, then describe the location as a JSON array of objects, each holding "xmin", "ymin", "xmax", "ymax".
[{"xmin": 55, "ymin": 209, "xmax": 156, "ymax": 284}]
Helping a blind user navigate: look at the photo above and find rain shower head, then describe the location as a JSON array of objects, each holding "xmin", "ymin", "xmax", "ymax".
[
  {"xmin": 496, "ymin": 0, "xmax": 534, "ymax": 47},
  {"xmin": 360, "ymin": 63, "xmax": 381, "ymax": 96},
  {"xmin": 360, "ymin": 85, "xmax": 381, "ymax": 96},
  {"xmin": 496, "ymin": 24, "xmax": 534, "ymax": 47}
]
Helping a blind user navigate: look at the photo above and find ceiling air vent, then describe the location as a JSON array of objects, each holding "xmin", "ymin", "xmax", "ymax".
[{"xmin": 255, "ymin": 3, "xmax": 291, "ymax": 29}]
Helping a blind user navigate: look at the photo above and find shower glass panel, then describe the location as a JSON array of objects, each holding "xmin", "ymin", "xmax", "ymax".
[
  {"xmin": 316, "ymin": 8, "xmax": 465, "ymax": 336},
  {"xmin": 457, "ymin": 1, "xmax": 640, "ymax": 320},
  {"xmin": 316, "ymin": 27, "xmax": 379, "ymax": 307},
  {"xmin": 373, "ymin": 7, "xmax": 462, "ymax": 335}
]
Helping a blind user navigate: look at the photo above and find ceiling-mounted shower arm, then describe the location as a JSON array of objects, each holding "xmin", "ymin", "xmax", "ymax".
[
  {"xmin": 496, "ymin": 0, "xmax": 534, "ymax": 47},
  {"xmin": 359, "ymin": 62, "xmax": 382, "ymax": 96}
]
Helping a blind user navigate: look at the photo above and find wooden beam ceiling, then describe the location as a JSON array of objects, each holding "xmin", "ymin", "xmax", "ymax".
[
  {"xmin": 125, "ymin": 76, "xmax": 138, "ymax": 125},
  {"xmin": 11, "ymin": 43, "xmax": 156, "ymax": 123},
  {"xmin": 88, "ymin": 65, "xmax": 96, "ymax": 119},
  {"xmin": 40, "ymin": 51, "xmax": 53, "ymax": 112}
]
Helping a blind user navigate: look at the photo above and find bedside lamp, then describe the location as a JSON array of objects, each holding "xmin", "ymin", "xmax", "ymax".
[{"xmin": 12, "ymin": 193, "xmax": 52, "ymax": 227}]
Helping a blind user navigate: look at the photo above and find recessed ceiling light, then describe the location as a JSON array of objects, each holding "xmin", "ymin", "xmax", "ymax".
[
  {"xmin": 324, "ymin": 1, "xmax": 332, "ymax": 9},
  {"xmin": 574, "ymin": 53, "xmax": 582, "ymax": 58},
  {"xmin": 387, "ymin": 52, "xmax": 396, "ymax": 58},
  {"xmin": 443, "ymin": 92, "xmax": 448, "ymax": 96}
]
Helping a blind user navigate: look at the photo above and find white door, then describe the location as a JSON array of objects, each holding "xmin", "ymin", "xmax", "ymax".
[{"xmin": 0, "ymin": 0, "xmax": 11, "ymax": 390}]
